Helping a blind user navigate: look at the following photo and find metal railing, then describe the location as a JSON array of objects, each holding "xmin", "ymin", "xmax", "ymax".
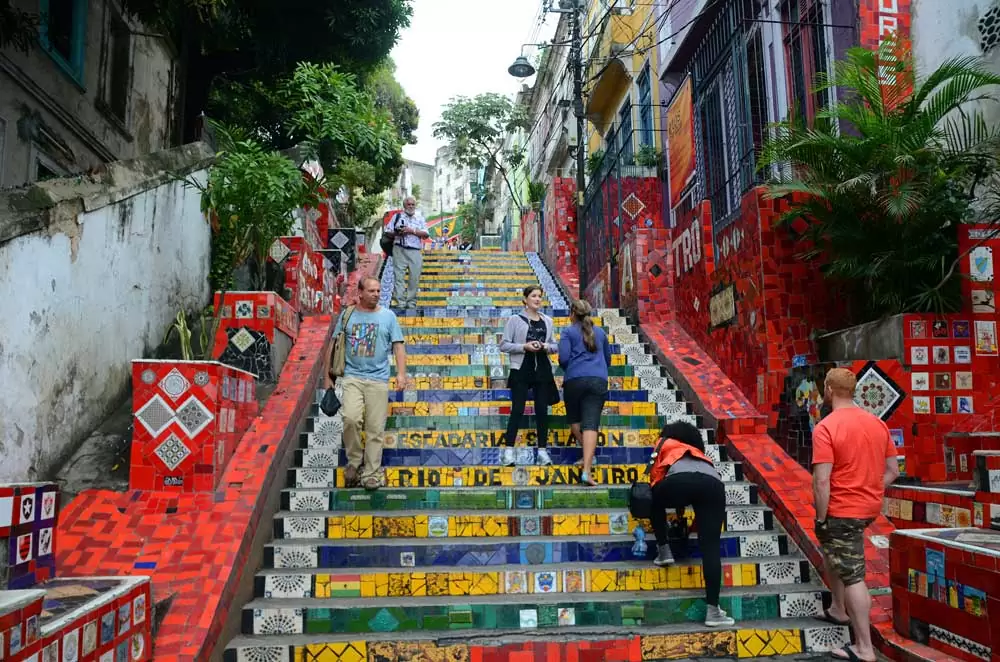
[{"xmin": 580, "ymin": 125, "xmax": 668, "ymax": 290}]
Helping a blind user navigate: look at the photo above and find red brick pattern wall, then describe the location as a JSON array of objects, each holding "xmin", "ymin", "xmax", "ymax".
[{"xmin": 544, "ymin": 178, "xmax": 580, "ymax": 296}]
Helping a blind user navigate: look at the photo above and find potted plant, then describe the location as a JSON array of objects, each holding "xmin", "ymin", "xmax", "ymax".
[
  {"xmin": 587, "ymin": 149, "xmax": 605, "ymax": 177},
  {"xmin": 528, "ymin": 181, "xmax": 547, "ymax": 210},
  {"xmin": 635, "ymin": 145, "xmax": 662, "ymax": 172}
]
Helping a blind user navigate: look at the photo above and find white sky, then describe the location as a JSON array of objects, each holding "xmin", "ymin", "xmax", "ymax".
[{"xmin": 392, "ymin": 0, "xmax": 557, "ymax": 165}]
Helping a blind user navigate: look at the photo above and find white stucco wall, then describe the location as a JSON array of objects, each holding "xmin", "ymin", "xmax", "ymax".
[
  {"xmin": 912, "ymin": 0, "xmax": 1000, "ymax": 126},
  {"xmin": 0, "ymin": 172, "xmax": 211, "ymax": 481}
]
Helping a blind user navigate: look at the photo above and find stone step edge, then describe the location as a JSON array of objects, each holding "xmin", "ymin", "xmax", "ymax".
[
  {"xmin": 253, "ymin": 554, "xmax": 809, "ymax": 576},
  {"xmin": 225, "ymin": 616, "xmax": 845, "ymax": 651},
  {"xmin": 242, "ymin": 582, "xmax": 830, "ymax": 611},
  {"xmin": 277, "ymin": 481, "xmax": 749, "ymax": 495}
]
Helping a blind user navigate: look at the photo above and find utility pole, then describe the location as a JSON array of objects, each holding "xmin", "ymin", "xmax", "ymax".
[{"xmin": 570, "ymin": 0, "xmax": 587, "ymax": 288}]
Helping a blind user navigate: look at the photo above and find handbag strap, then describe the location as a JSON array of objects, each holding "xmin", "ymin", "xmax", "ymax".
[
  {"xmin": 644, "ymin": 436, "xmax": 670, "ymax": 477},
  {"xmin": 337, "ymin": 305, "xmax": 357, "ymax": 335}
]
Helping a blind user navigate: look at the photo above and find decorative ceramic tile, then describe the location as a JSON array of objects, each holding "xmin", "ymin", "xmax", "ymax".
[
  {"xmin": 558, "ymin": 607, "xmax": 575, "ymax": 626},
  {"xmin": 504, "ymin": 570, "xmax": 528, "ymax": 594},
  {"xmin": 853, "ymin": 362, "xmax": 904, "ymax": 420},
  {"xmin": 289, "ymin": 491, "xmax": 328, "ymax": 512},
  {"xmin": 929, "ymin": 624, "xmax": 990, "ymax": 660},
  {"xmin": 174, "ymin": 396, "xmax": 214, "ymax": 437},
  {"xmin": 534, "ymin": 571, "xmax": 557, "ymax": 594},
  {"xmin": 158, "ymin": 368, "xmax": 191, "ymax": 401},
  {"xmin": 519, "ymin": 608, "xmax": 538, "ymax": 628},
  {"xmin": 283, "ymin": 517, "xmax": 324, "ymax": 539},
  {"xmin": 803, "ymin": 626, "xmax": 850, "ymax": 652},
  {"xmin": 253, "ymin": 608, "xmax": 303, "ymax": 635},
  {"xmin": 264, "ymin": 574, "xmax": 310, "ymax": 598},
  {"xmin": 779, "ymin": 591, "xmax": 822, "ymax": 618},
  {"xmin": 740, "ymin": 534, "xmax": 780, "ymax": 558},
  {"xmin": 727, "ymin": 509, "xmax": 765, "ymax": 531},
  {"xmin": 273, "ymin": 546, "xmax": 318, "ymax": 569},
  {"xmin": 154, "ymin": 433, "xmax": 191, "ymax": 471}
]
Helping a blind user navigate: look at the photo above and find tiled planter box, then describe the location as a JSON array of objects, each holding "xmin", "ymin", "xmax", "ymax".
[
  {"xmin": 130, "ymin": 360, "xmax": 257, "ymax": 492},
  {"xmin": 0, "ymin": 482, "xmax": 59, "ymax": 589},
  {"xmin": 890, "ymin": 528, "xmax": 1000, "ymax": 661},
  {"xmin": 213, "ymin": 291, "xmax": 298, "ymax": 382}
]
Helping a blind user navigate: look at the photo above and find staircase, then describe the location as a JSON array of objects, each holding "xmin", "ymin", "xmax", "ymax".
[{"xmin": 224, "ymin": 251, "xmax": 850, "ymax": 661}]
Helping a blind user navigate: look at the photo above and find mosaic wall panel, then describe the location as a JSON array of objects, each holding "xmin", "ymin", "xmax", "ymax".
[
  {"xmin": 273, "ymin": 236, "xmax": 336, "ymax": 315},
  {"xmin": 327, "ymin": 228, "xmax": 357, "ymax": 272},
  {"xmin": 213, "ymin": 292, "xmax": 299, "ymax": 382},
  {"xmin": 0, "ymin": 483, "xmax": 58, "ymax": 589},
  {"xmin": 130, "ymin": 360, "xmax": 258, "ymax": 492},
  {"xmin": 0, "ymin": 589, "xmax": 44, "ymax": 660}
]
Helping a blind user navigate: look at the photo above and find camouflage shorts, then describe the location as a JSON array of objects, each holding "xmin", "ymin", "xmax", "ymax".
[{"xmin": 816, "ymin": 517, "xmax": 873, "ymax": 586}]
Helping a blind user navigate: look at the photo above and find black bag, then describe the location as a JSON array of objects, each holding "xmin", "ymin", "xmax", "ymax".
[
  {"xmin": 320, "ymin": 388, "xmax": 341, "ymax": 417},
  {"xmin": 628, "ymin": 436, "xmax": 669, "ymax": 519},
  {"xmin": 380, "ymin": 213, "xmax": 401, "ymax": 255}
]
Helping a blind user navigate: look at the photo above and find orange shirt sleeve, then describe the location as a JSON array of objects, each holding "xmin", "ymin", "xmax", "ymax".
[{"xmin": 812, "ymin": 421, "xmax": 834, "ymax": 466}]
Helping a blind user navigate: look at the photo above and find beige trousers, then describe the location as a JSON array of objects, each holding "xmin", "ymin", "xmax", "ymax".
[{"xmin": 340, "ymin": 376, "xmax": 389, "ymax": 478}]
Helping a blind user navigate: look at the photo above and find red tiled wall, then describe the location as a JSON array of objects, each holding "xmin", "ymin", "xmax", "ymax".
[
  {"xmin": 543, "ymin": 178, "xmax": 580, "ymax": 296},
  {"xmin": 212, "ymin": 291, "xmax": 299, "ymax": 358}
]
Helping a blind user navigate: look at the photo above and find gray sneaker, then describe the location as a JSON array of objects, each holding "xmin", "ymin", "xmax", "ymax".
[
  {"xmin": 536, "ymin": 448, "xmax": 553, "ymax": 466},
  {"xmin": 705, "ymin": 605, "xmax": 735, "ymax": 627},
  {"xmin": 653, "ymin": 544, "xmax": 674, "ymax": 566}
]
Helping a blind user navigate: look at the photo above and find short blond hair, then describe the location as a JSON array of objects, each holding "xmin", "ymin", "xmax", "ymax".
[{"xmin": 825, "ymin": 368, "xmax": 857, "ymax": 398}]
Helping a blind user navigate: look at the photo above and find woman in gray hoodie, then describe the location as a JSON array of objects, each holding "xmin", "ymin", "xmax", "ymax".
[{"xmin": 499, "ymin": 285, "xmax": 558, "ymax": 466}]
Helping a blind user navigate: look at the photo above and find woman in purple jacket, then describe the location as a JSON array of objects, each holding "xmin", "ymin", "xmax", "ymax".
[{"xmin": 558, "ymin": 299, "xmax": 612, "ymax": 486}]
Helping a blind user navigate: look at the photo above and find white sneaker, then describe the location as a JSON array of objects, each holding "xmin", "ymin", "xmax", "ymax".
[
  {"xmin": 501, "ymin": 447, "xmax": 516, "ymax": 466},
  {"xmin": 705, "ymin": 605, "xmax": 735, "ymax": 627},
  {"xmin": 536, "ymin": 448, "xmax": 553, "ymax": 466}
]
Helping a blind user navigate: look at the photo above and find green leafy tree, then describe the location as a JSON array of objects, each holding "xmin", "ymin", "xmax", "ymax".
[
  {"xmin": 433, "ymin": 94, "xmax": 529, "ymax": 210},
  {"xmin": 759, "ymin": 38, "xmax": 1000, "ymax": 318},
  {"xmin": 115, "ymin": 0, "xmax": 413, "ymax": 142},
  {"xmin": 368, "ymin": 58, "xmax": 420, "ymax": 146}
]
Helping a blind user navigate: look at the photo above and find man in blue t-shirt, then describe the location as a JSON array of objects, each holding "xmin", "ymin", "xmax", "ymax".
[{"xmin": 325, "ymin": 276, "xmax": 408, "ymax": 490}]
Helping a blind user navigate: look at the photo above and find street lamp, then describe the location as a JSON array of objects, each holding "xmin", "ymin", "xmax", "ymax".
[
  {"xmin": 509, "ymin": 1, "xmax": 587, "ymax": 285},
  {"xmin": 508, "ymin": 55, "xmax": 536, "ymax": 79}
]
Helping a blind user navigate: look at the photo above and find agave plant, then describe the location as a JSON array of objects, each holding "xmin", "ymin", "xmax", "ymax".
[{"xmin": 759, "ymin": 37, "xmax": 1000, "ymax": 318}]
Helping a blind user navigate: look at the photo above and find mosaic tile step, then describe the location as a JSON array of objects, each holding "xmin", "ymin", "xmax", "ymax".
[
  {"xmin": 395, "ymin": 354, "xmax": 649, "ymax": 368},
  {"xmin": 252, "ymin": 556, "xmax": 815, "ymax": 600},
  {"xmin": 381, "ymin": 414, "xmax": 682, "ymax": 430},
  {"xmin": 392, "ymin": 308, "xmax": 572, "ymax": 317},
  {"xmin": 278, "ymin": 482, "xmax": 755, "ymax": 512},
  {"xmin": 267, "ymin": 505, "xmax": 771, "ymax": 540},
  {"xmin": 379, "ymin": 397, "xmax": 676, "ymax": 416},
  {"xmin": 286, "ymin": 462, "xmax": 744, "ymax": 488},
  {"xmin": 399, "ymin": 343, "xmax": 646, "ymax": 355},
  {"xmin": 308, "ymin": 428, "xmax": 686, "ymax": 450},
  {"xmin": 240, "ymin": 584, "xmax": 832, "ymax": 635},
  {"xmin": 398, "ymin": 331, "xmax": 640, "ymax": 344},
  {"xmin": 395, "ymin": 315, "xmax": 619, "ymax": 326},
  {"xmin": 380, "ymin": 388, "xmax": 664, "ymax": 402},
  {"xmin": 225, "ymin": 618, "xmax": 852, "ymax": 662},
  {"xmin": 323, "ymin": 447, "xmax": 696, "ymax": 467},
  {"xmin": 263, "ymin": 531, "xmax": 798, "ymax": 570}
]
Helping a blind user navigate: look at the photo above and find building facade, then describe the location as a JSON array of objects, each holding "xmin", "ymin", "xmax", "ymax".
[
  {"xmin": 0, "ymin": 0, "xmax": 182, "ymax": 189},
  {"xmin": 385, "ymin": 159, "xmax": 435, "ymax": 213},
  {"xmin": 433, "ymin": 145, "xmax": 475, "ymax": 215}
]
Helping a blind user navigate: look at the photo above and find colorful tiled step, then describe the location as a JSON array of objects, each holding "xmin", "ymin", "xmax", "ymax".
[
  {"xmin": 314, "ymin": 429, "xmax": 680, "ymax": 450},
  {"xmin": 225, "ymin": 619, "xmax": 851, "ymax": 662},
  {"xmin": 268, "ymin": 505, "xmax": 772, "ymax": 539},
  {"xmin": 252, "ymin": 557, "xmax": 814, "ymax": 600},
  {"xmin": 240, "ymin": 585, "xmax": 831, "ymax": 635},
  {"xmin": 263, "ymin": 531, "xmax": 798, "ymax": 569},
  {"xmin": 287, "ymin": 462, "xmax": 743, "ymax": 488},
  {"xmin": 278, "ymin": 483, "xmax": 755, "ymax": 513}
]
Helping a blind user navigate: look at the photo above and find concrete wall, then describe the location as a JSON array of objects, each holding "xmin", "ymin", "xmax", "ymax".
[
  {"xmin": 0, "ymin": 0, "xmax": 179, "ymax": 189},
  {"xmin": 0, "ymin": 143, "xmax": 213, "ymax": 481},
  {"xmin": 912, "ymin": 0, "xmax": 1000, "ymax": 127}
]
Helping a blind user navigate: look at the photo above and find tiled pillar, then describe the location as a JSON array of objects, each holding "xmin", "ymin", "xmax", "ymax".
[{"xmin": 130, "ymin": 360, "xmax": 258, "ymax": 492}]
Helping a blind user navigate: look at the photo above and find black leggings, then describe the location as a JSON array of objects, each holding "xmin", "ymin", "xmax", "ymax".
[
  {"xmin": 650, "ymin": 472, "xmax": 726, "ymax": 606},
  {"xmin": 505, "ymin": 369, "xmax": 551, "ymax": 448}
]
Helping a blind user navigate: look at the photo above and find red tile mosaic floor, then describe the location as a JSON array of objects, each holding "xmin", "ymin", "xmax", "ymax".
[{"xmin": 56, "ymin": 313, "xmax": 335, "ymax": 660}]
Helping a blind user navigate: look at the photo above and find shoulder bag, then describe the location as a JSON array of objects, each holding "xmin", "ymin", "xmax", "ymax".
[
  {"xmin": 329, "ymin": 305, "xmax": 356, "ymax": 378},
  {"xmin": 628, "ymin": 436, "xmax": 669, "ymax": 519},
  {"xmin": 380, "ymin": 213, "xmax": 400, "ymax": 255}
]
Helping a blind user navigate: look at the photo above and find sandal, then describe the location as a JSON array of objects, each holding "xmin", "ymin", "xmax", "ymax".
[
  {"xmin": 580, "ymin": 470, "xmax": 597, "ymax": 487},
  {"xmin": 830, "ymin": 646, "xmax": 875, "ymax": 662},
  {"xmin": 362, "ymin": 474, "xmax": 384, "ymax": 491},
  {"xmin": 819, "ymin": 609, "xmax": 850, "ymax": 626}
]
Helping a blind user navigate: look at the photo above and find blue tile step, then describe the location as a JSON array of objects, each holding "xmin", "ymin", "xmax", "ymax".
[
  {"xmin": 251, "ymin": 556, "xmax": 815, "ymax": 600},
  {"xmin": 380, "ymin": 389, "xmax": 664, "ymax": 402},
  {"xmin": 277, "ymin": 482, "xmax": 758, "ymax": 512},
  {"xmin": 263, "ymin": 531, "xmax": 797, "ymax": 569}
]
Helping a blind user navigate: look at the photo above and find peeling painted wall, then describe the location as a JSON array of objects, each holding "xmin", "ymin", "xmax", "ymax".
[
  {"xmin": 912, "ymin": 0, "xmax": 1000, "ymax": 128},
  {"xmin": 0, "ymin": 170, "xmax": 210, "ymax": 482}
]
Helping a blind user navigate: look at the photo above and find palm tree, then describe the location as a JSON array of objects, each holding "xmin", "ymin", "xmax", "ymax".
[{"xmin": 759, "ymin": 36, "xmax": 1000, "ymax": 318}]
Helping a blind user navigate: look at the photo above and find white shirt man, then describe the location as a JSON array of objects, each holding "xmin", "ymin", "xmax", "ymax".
[{"xmin": 388, "ymin": 197, "xmax": 429, "ymax": 308}]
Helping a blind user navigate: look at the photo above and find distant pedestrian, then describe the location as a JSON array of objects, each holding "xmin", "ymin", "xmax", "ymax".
[
  {"xmin": 812, "ymin": 368, "xmax": 897, "ymax": 662},
  {"xmin": 324, "ymin": 276, "xmax": 409, "ymax": 490},
  {"xmin": 499, "ymin": 285, "xmax": 557, "ymax": 466},
  {"xmin": 558, "ymin": 299, "xmax": 611, "ymax": 486},
  {"xmin": 647, "ymin": 421, "xmax": 734, "ymax": 627},
  {"xmin": 385, "ymin": 196, "xmax": 428, "ymax": 309}
]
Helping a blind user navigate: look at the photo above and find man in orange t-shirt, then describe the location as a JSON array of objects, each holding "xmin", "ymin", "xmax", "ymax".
[{"xmin": 812, "ymin": 368, "xmax": 898, "ymax": 662}]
